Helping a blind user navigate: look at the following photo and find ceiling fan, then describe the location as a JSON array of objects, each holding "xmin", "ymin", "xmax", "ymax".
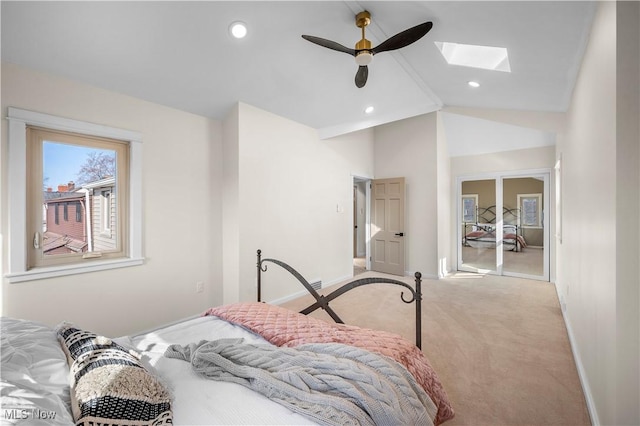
[{"xmin": 302, "ymin": 11, "xmax": 433, "ymax": 88}]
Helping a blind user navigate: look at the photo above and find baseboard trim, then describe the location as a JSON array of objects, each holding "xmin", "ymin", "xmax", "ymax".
[
  {"xmin": 269, "ymin": 274, "xmax": 352, "ymax": 305},
  {"xmin": 553, "ymin": 283, "xmax": 600, "ymax": 426}
]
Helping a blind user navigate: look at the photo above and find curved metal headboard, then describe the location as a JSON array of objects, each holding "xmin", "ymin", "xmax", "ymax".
[
  {"xmin": 476, "ymin": 205, "xmax": 520, "ymax": 225},
  {"xmin": 257, "ymin": 249, "xmax": 423, "ymax": 349}
]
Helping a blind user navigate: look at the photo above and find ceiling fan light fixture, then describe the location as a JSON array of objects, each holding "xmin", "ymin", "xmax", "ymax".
[
  {"xmin": 355, "ymin": 51, "xmax": 373, "ymax": 66},
  {"xmin": 229, "ymin": 21, "xmax": 248, "ymax": 39}
]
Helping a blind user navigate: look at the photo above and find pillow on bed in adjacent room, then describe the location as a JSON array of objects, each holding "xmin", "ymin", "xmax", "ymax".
[{"xmin": 55, "ymin": 322, "xmax": 172, "ymax": 426}]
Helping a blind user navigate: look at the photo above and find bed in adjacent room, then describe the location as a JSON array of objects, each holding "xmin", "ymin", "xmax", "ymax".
[
  {"xmin": 463, "ymin": 205, "xmax": 528, "ymax": 252},
  {"xmin": 464, "ymin": 223, "xmax": 527, "ymax": 251},
  {"xmin": 1, "ymin": 251, "xmax": 454, "ymax": 426}
]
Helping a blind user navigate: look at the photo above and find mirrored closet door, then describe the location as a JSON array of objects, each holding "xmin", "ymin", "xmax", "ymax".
[
  {"xmin": 502, "ymin": 177, "xmax": 546, "ymax": 277},
  {"xmin": 458, "ymin": 172, "xmax": 549, "ymax": 281},
  {"xmin": 460, "ymin": 179, "xmax": 497, "ymax": 274}
]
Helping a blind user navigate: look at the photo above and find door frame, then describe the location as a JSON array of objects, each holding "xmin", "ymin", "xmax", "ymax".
[
  {"xmin": 456, "ymin": 168, "xmax": 551, "ymax": 281},
  {"xmin": 352, "ymin": 175, "xmax": 372, "ymax": 272}
]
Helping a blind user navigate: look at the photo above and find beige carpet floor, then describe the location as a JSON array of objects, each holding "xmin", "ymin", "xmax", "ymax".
[
  {"xmin": 281, "ymin": 271, "xmax": 591, "ymax": 425},
  {"xmin": 462, "ymin": 246, "xmax": 545, "ymax": 277},
  {"xmin": 353, "ymin": 257, "xmax": 367, "ymax": 276}
]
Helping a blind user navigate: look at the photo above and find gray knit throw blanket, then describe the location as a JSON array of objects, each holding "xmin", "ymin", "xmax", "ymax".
[{"xmin": 165, "ymin": 338, "xmax": 436, "ymax": 426}]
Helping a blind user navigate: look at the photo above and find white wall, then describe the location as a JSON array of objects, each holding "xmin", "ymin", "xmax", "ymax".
[
  {"xmin": 374, "ymin": 113, "xmax": 439, "ymax": 278},
  {"xmin": 222, "ymin": 104, "xmax": 240, "ymax": 304},
  {"xmin": 436, "ymin": 112, "xmax": 451, "ymax": 277},
  {"xmin": 223, "ymin": 103, "xmax": 375, "ymax": 303},
  {"xmin": 557, "ymin": 1, "xmax": 639, "ymax": 424},
  {"xmin": 1, "ymin": 63, "xmax": 223, "ymax": 337},
  {"xmin": 450, "ymin": 146, "xmax": 555, "ymax": 177}
]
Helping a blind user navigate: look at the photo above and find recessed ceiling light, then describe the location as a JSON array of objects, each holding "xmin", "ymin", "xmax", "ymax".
[
  {"xmin": 468, "ymin": 81, "xmax": 480, "ymax": 88},
  {"xmin": 435, "ymin": 41, "xmax": 511, "ymax": 72},
  {"xmin": 364, "ymin": 106, "xmax": 374, "ymax": 114},
  {"xmin": 229, "ymin": 21, "xmax": 247, "ymax": 39}
]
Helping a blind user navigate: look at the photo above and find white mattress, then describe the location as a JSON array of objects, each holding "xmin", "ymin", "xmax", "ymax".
[{"xmin": 123, "ymin": 316, "xmax": 315, "ymax": 425}]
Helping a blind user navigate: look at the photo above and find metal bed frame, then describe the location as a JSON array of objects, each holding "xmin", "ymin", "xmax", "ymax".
[
  {"xmin": 462, "ymin": 205, "xmax": 524, "ymax": 252},
  {"xmin": 256, "ymin": 249, "xmax": 423, "ymax": 349}
]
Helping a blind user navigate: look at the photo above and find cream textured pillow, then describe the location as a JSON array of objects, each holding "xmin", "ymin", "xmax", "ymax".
[{"xmin": 56, "ymin": 322, "xmax": 172, "ymax": 426}]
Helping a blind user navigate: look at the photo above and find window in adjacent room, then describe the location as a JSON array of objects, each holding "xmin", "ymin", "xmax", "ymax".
[
  {"xmin": 7, "ymin": 107, "xmax": 143, "ymax": 282},
  {"xmin": 517, "ymin": 193, "xmax": 542, "ymax": 228},
  {"xmin": 461, "ymin": 194, "xmax": 478, "ymax": 223}
]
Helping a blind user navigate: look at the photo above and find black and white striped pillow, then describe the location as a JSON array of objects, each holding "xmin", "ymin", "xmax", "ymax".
[{"xmin": 56, "ymin": 323, "xmax": 172, "ymax": 426}]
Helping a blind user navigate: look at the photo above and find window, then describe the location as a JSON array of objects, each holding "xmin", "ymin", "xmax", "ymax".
[
  {"xmin": 6, "ymin": 107, "xmax": 143, "ymax": 282},
  {"xmin": 27, "ymin": 126, "xmax": 129, "ymax": 268},
  {"xmin": 461, "ymin": 194, "xmax": 478, "ymax": 223},
  {"xmin": 517, "ymin": 193, "xmax": 542, "ymax": 228},
  {"xmin": 75, "ymin": 201, "xmax": 82, "ymax": 223},
  {"xmin": 101, "ymin": 190, "xmax": 112, "ymax": 235}
]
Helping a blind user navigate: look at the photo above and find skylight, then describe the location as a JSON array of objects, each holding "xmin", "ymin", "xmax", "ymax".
[{"xmin": 435, "ymin": 42, "xmax": 511, "ymax": 72}]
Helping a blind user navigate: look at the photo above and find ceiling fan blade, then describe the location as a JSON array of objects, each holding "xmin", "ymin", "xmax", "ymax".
[
  {"xmin": 372, "ymin": 21, "xmax": 433, "ymax": 54},
  {"xmin": 302, "ymin": 35, "xmax": 356, "ymax": 56},
  {"xmin": 355, "ymin": 65, "xmax": 368, "ymax": 88}
]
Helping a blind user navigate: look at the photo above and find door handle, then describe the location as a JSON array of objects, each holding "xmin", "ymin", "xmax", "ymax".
[{"xmin": 395, "ymin": 232, "xmax": 404, "ymax": 237}]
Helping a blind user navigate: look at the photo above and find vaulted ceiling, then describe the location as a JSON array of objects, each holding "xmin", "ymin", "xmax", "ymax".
[{"xmin": 2, "ymin": 1, "xmax": 595, "ymax": 150}]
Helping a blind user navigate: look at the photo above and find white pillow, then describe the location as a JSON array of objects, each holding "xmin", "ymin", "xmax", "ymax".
[{"xmin": 1, "ymin": 317, "xmax": 74, "ymax": 425}]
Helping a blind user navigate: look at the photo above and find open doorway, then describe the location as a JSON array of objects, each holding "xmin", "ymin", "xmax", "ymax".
[{"xmin": 353, "ymin": 177, "xmax": 369, "ymax": 276}]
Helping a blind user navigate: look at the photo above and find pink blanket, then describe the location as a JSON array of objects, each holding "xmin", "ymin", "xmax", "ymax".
[{"xmin": 204, "ymin": 302, "xmax": 454, "ymax": 425}]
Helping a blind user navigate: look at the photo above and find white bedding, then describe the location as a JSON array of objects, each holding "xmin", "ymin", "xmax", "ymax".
[
  {"xmin": 2, "ymin": 311, "xmax": 448, "ymax": 425},
  {"xmin": 465, "ymin": 224, "xmax": 523, "ymax": 250},
  {"xmin": 124, "ymin": 315, "xmax": 315, "ymax": 425}
]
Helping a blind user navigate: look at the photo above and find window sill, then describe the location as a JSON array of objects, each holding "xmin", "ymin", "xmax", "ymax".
[{"xmin": 5, "ymin": 257, "xmax": 144, "ymax": 283}]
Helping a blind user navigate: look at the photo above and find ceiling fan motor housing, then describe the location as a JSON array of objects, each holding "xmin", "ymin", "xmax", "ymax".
[
  {"xmin": 355, "ymin": 11, "xmax": 371, "ymax": 28},
  {"xmin": 355, "ymin": 11, "xmax": 373, "ymax": 65}
]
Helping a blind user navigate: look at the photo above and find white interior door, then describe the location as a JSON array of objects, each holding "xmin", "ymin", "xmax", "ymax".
[{"xmin": 370, "ymin": 177, "xmax": 405, "ymax": 276}]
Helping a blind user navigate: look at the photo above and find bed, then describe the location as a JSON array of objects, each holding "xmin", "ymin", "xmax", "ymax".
[
  {"xmin": 464, "ymin": 223, "xmax": 527, "ymax": 251},
  {"xmin": 463, "ymin": 205, "xmax": 527, "ymax": 252},
  {"xmin": 1, "ymin": 250, "xmax": 454, "ymax": 426}
]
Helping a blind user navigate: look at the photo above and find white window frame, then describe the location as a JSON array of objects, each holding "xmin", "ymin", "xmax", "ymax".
[
  {"xmin": 6, "ymin": 107, "xmax": 143, "ymax": 283},
  {"xmin": 554, "ymin": 156, "xmax": 562, "ymax": 243},
  {"xmin": 517, "ymin": 193, "xmax": 543, "ymax": 228}
]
